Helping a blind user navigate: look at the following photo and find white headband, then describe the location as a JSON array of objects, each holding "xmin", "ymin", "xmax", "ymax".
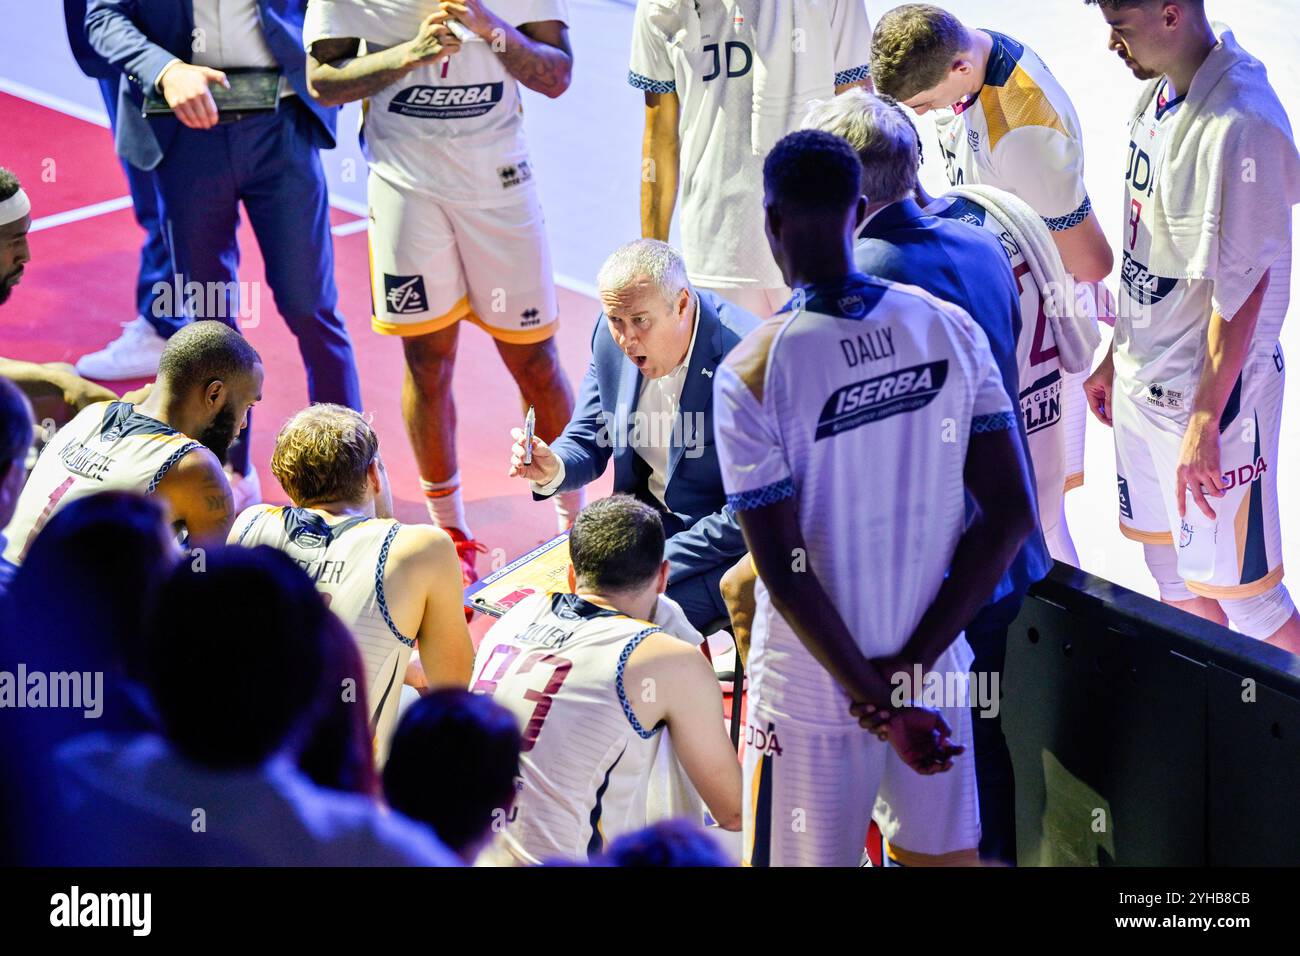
[{"xmin": 0, "ymin": 188, "xmax": 31, "ymax": 227}]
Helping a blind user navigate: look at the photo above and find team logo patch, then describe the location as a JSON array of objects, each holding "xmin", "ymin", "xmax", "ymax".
[
  {"xmin": 1179, "ymin": 521, "xmax": 1194, "ymax": 549},
  {"xmin": 101, "ymin": 428, "xmax": 121, "ymax": 444},
  {"xmin": 967, "ymin": 129, "xmax": 981, "ymax": 151},
  {"xmin": 1117, "ymin": 475, "xmax": 1134, "ymax": 520},
  {"xmin": 499, "ymin": 160, "xmax": 533, "ymax": 189},
  {"xmin": 836, "ymin": 294, "xmax": 867, "ymax": 318},
  {"xmin": 519, "ymin": 307, "xmax": 541, "ymax": 327},
  {"xmin": 388, "ymin": 82, "xmax": 504, "ymax": 119},
  {"xmin": 1221, "ymin": 456, "xmax": 1268, "ymax": 491},
  {"xmin": 383, "ymin": 274, "xmax": 429, "ymax": 315},
  {"xmin": 815, "ymin": 360, "xmax": 947, "ymax": 441}
]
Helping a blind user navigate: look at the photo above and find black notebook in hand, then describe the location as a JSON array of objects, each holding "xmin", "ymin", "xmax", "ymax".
[{"xmin": 142, "ymin": 67, "xmax": 282, "ymax": 120}]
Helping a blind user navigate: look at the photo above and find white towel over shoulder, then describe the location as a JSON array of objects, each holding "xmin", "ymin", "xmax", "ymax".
[
  {"xmin": 948, "ymin": 183, "xmax": 1101, "ymax": 374},
  {"xmin": 1133, "ymin": 26, "xmax": 1300, "ymax": 320}
]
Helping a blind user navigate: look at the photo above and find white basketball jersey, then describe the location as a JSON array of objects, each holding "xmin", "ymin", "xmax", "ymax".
[
  {"xmin": 628, "ymin": 0, "xmax": 872, "ymax": 289},
  {"xmin": 303, "ymin": 0, "xmax": 568, "ymax": 206},
  {"xmin": 3, "ymin": 401, "xmax": 201, "ymax": 566},
  {"xmin": 714, "ymin": 274, "xmax": 1013, "ymax": 724},
  {"xmin": 233, "ymin": 505, "xmax": 415, "ymax": 756},
  {"xmin": 925, "ymin": 192, "xmax": 1067, "ymax": 521},
  {"xmin": 1113, "ymin": 78, "xmax": 1290, "ymax": 417},
  {"xmin": 933, "ymin": 31, "xmax": 1089, "ymax": 232},
  {"xmin": 472, "ymin": 592, "xmax": 664, "ymax": 866}
]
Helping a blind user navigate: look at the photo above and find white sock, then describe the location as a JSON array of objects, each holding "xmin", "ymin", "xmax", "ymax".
[
  {"xmin": 420, "ymin": 473, "xmax": 470, "ymax": 538},
  {"xmin": 554, "ymin": 488, "xmax": 585, "ymax": 533}
]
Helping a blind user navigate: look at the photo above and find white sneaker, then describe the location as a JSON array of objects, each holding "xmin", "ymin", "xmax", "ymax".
[
  {"xmin": 225, "ymin": 464, "xmax": 262, "ymax": 514},
  {"xmin": 75, "ymin": 317, "xmax": 168, "ymax": 381}
]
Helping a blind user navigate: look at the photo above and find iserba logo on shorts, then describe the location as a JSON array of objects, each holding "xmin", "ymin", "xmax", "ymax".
[
  {"xmin": 814, "ymin": 360, "xmax": 948, "ymax": 441},
  {"xmin": 389, "ymin": 83, "xmax": 505, "ymax": 119}
]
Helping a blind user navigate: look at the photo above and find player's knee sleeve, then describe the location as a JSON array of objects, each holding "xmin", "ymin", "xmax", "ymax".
[
  {"xmin": 1142, "ymin": 543, "xmax": 1196, "ymax": 602},
  {"xmin": 1220, "ymin": 584, "xmax": 1297, "ymax": 641}
]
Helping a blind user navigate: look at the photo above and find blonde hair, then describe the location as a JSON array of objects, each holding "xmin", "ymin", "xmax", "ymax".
[
  {"xmin": 870, "ymin": 4, "xmax": 970, "ymax": 101},
  {"xmin": 271, "ymin": 404, "xmax": 379, "ymax": 506}
]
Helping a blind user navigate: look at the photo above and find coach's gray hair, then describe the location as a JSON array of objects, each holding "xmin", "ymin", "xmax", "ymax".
[
  {"xmin": 596, "ymin": 239, "xmax": 690, "ymax": 304},
  {"xmin": 801, "ymin": 89, "xmax": 921, "ymax": 206}
]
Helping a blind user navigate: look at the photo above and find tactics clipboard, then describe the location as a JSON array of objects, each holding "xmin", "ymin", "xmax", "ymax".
[{"xmin": 464, "ymin": 533, "xmax": 572, "ymax": 618}]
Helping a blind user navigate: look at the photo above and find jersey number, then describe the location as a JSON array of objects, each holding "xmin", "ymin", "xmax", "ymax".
[
  {"xmin": 942, "ymin": 144, "xmax": 964, "ymax": 186},
  {"xmin": 472, "ymin": 644, "xmax": 573, "ymax": 752},
  {"xmin": 1013, "ymin": 262, "xmax": 1058, "ymax": 367},
  {"xmin": 20, "ymin": 476, "xmax": 74, "ymax": 562},
  {"xmin": 1128, "ymin": 198, "xmax": 1143, "ymax": 251}
]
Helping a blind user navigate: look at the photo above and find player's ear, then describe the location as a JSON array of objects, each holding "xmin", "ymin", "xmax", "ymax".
[
  {"xmin": 656, "ymin": 560, "xmax": 669, "ymax": 595},
  {"xmin": 204, "ymin": 379, "xmax": 226, "ymax": 411},
  {"xmin": 567, "ymin": 564, "xmax": 577, "ymax": 593},
  {"xmin": 854, "ymin": 195, "xmax": 869, "ymax": 227},
  {"xmin": 366, "ymin": 457, "xmax": 382, "ymax": 496}
]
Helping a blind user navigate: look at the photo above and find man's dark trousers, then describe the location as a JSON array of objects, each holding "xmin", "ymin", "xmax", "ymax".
[{"xmin": 151, "ymin": 99, "xmax": 362, "ymax": 472}]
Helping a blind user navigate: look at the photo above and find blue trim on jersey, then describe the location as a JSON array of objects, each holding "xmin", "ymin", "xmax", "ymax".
[
  {"xmin": 972, "ymin": 411, "xmax": 1017, "ymax": 434},
  {"xmin": 628, "ymin": 70, "xmax": 675, "ymax": 94},
  {"xmin": 235, "ymin": 508, "xmax": 268, "ymax": 546},
  {"xmin": 98, "ymin": 401, "xmax": 182, "ymax": 442},
  {"xmin": 146, "ymin": 441, "xmax": 200, "ymax": 493},
  {"xmin": 1043, "ymin": 196, "xmax": 1092, "ymax": 233},
  {"xmin": 375, "ymin": 523, "xmax": 416, "ymax": 648},
  {"xmin": 1241, "ymin": 413, "xmax": 1270, "ymax": 586},
  {"xmin": 751, "ymin": 745, "xmax": 774, "ymax": 867},
  {"xmin": 834, "ymin": 64, "xmax": 871, "ymax": 87},
  {"xmin": 727, "ymin": 478, "xmax": 795, "ymax": 512},
  {"xmin": 283, "ymin": 507, "xmax": 368, "ymax": 548},
  {"xmin": 616, "ymin": 627, "xmax": 665, "ymax": 740},
  {"xmin": 779, "ymin": 272, "xmax": 889, "ymax": 321},
  {"xmin": 586, "ymin": 745, "xmax": 626, "ymax": 860},
  {"xmin": 1155, "ymin": 79, "xmax": 1186, "ymax": 121},
  {"xmin": 982, "ymin": 30, "xmax": 1025, "ymax": 88},
  {"xmin": 553, "ymin": 592, "xmax": 623, "ymax": 622}
]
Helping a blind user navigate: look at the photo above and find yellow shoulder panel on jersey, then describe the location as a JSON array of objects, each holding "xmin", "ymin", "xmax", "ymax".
[
  {"xmin": 978, "ymin": 65, "xmax": 1068, "ymax": 152},
  {"xmin": 722, "ymin": 315, "xmax": 785, "ymax": 405}
]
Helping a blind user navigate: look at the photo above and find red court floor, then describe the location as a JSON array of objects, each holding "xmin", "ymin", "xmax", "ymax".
[{"xmin": 0, "ymin": 91, "xmax": 612, "ymax": 641}]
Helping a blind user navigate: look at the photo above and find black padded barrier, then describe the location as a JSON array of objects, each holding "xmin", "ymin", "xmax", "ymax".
[{"xmin": 1005, "ymin": 562, "xmax": 1300, "ymax": 866}]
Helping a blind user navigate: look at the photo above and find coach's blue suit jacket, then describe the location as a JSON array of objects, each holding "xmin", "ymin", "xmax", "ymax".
[
  {"xmin": 855, "ymin": 197, "xmax": 1052, "ymax": 604},
  {"xmin": 540, "ymin": 291, "xmax": 759, "ymax": 587},
  {"xmin": 85, "ymin": 0, "xmax": 337, "ymax": 170}
]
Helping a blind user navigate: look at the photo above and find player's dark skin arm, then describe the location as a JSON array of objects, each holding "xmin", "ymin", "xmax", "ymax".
[
  {"xmin": 737, "ymin": 502, "xmax": 896, "ymax": 709},
  {"xmin": 156, "ymin": 449, "xmax": 235, "ymax": 549},
  {"xmin": 306, "ymin": 15, "xmax": 462, "ymax": 107},
  {"xmin": 441, "ymin": 2, "xmax": 573, "ymax": 98}
]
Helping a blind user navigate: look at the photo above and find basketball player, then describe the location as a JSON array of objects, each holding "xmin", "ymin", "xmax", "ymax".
[
  {"xmin": 872, "ymin": 4, "xmax": 1116, "ymax": 560},
  {"xmin": 3, "ymin": 321, "xmax": 261, "ymax": 564},
  {"xmin": 714, "ymin": 130, "xmax": 1037, "ymax": 866},
  {"xmin": 471, "ymin": 495, "xmax": 742, "ymax": 866},
  {"xmin": 230, "ymin": 404, "xmax": 475, "ymax": 759},
  {"xmin": 806, "ymin": 91, "xmax": 1079, "ymax": 561},
  {"xmin": 303, "ymin": 0, "xmax": 580, "ymax": 582},
  {"xmin": 1082, "ymin": 0, "xmax": 1300, "ymax": 653},
  {"xmin": 630, "ymin": 0, "xmax": 873, "ymax": 317}
]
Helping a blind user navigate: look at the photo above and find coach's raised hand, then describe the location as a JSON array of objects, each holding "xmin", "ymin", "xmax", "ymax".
[
  {"xmin": 508, "ymin": 427, "xmax": 559, "ymax": 483},
  {"xmin": 159, "ymin": 63, "xmax": 229, "ymax": 130}
]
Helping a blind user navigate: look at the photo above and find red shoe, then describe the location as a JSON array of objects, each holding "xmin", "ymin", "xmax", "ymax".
[{"xmin": 446, "ymin": 527, "xmax": 489, "ymax": 621}]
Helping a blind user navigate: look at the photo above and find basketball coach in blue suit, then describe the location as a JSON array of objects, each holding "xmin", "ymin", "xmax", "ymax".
[
  {"xmin": 84, "ymin": 0, "xmax": 362, "ymax": 499},
  {"xmin": 509, "ymin": 240, "xmax": 758, "ymax": 632}
]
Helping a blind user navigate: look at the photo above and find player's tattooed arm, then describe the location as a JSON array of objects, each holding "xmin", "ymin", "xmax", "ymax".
[
  {"xmin": 156, "ymin": 449, "xmax": 236, "ymax": 550},
  {"xmin": 441, "ymin": 1, "xmax": 573, "ymax": 99},
  {"xmin": 306, "ymin": 16, "xmax": 463, "ymax": 107}
]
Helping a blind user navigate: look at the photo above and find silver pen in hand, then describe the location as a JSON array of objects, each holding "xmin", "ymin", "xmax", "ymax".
[{"xmin": 524, "ymin": 405, "xmax": 535, "ymax": 465}]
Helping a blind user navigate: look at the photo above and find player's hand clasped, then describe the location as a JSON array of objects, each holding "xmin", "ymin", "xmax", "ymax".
[{"xmin": 508, "ymin": 428, "xmax": 560, "ymax": 483}]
